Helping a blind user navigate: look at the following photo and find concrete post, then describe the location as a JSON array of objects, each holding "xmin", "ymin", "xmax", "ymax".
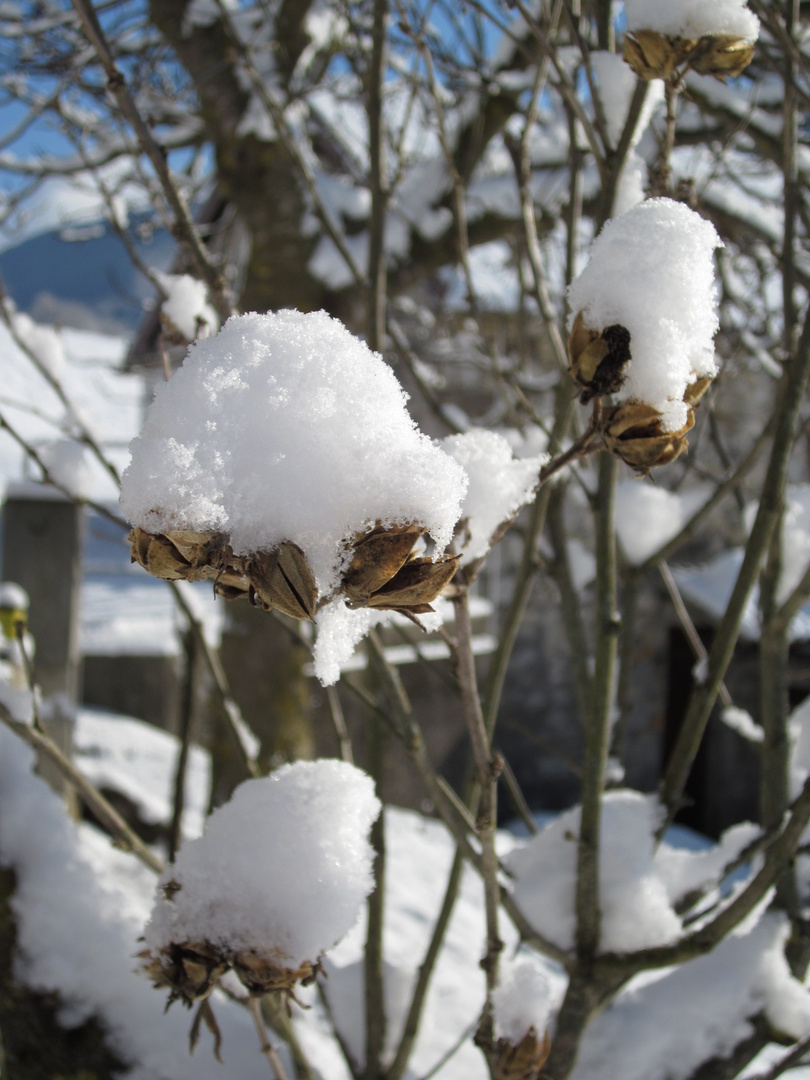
[{"xmin": 1, "ymin": 484, "xmax": 84, "ymax": 805}]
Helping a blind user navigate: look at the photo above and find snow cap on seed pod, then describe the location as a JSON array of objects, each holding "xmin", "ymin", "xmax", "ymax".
[
  {"xmin": 623, "ymin": 0, "xmax": 758, "ymax": 82},
  {"xmin": 141, "ymin": 760, "xmax": 381, "ymax": 1008},
  {"xmin": 567, "ymin": 199, "xmax": 721, "ymax": 470},
  {"xmin": 492, "ymin": 959, "xmax": 556, "ymax": 1080},
  {"xmin": 121, "ymin": 310, "xmax": 467, "ymax": 619}
]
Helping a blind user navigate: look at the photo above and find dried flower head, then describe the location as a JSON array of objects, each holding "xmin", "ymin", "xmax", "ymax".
[
  {"xmin": 129, "ymin": 519, "xmax": 459, "ymax": 620},
  {"xmin": 139, "ymin": 935, "xmax": 228, "ymax": 1008},
  {"xmin": 568, "ymin": 311, "xmax": 632, "ymax": 404},
  {"xmin": 123, "ymin": 311, "xmax": 468, "ymax": 630},
  {"xmin": 139, "ymin": 930, "xmax": 318, "ymax": 1011},
  {"xmin": 603, "ymin": 400, "xmax": 696, "ymax": 473},
  {"xmin": 623, "ymin": 29, "xmax": 755, "ymax": 81},
  {"xmin": 495, "ymin": 1027, "xmax": 552, "ymax": 1080},
  {"xmin": 342, "ymin": 523, "xmax": 460, "ymax": 613}
]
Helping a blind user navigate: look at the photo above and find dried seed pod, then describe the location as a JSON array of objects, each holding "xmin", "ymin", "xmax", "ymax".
[
  {"xmin": 495, "ymin": 1028, "xmax": 552, "ymax": 1080},
  {"xmin": 341, "ymin": 523, "xmax": 426, "ymax": 603},
  {"xmin": 129, "ymin": 527, "xmax": 223, "ymax": 583},
  {"xmin": 623, "ymin": 29, "xmax": 754, "ymax": 81},
  {"xmin": 568, "ymin": 312, "xmax": 632, "ymax": 404},
  {"xmin": 247, "ymin": 542, "xmax": 318, "ymax": 620},
  {"xmin": 683, "ymin": 375, "xmax": 713, "ymax": 408},
  {"xmin": 212, "ymin": 567, "xmax": 251, "ymax": 601},
  {"xmin": 623, "ymin": 29, "xmax": 693, "ymax": 80},
  {"xmin": 130, "ymin": 518, "xmax": 457, "ymax": 622},
  {"xmin": 140, "ymin": 940, "xmax": 229, "ymax": 1007},
  {"xmin": 358, "ymin": 553, "xmax": 461, "ymax": 614},
  {"xmin": 687, "ymin": 34, "xmax": 756, "ymax": 79},
  {"xmin": 603, "ymin": 401, "xmax": 695, "ymax": 473},
  {"xmin": 232, "ymin": 951, "xmax": 318, "ymax": 1000}
]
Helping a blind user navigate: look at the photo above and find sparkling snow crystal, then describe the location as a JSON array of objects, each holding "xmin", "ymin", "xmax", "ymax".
[
  {"xmin": 144, "ymin": 760, "xmax": 381, "ymax": 975},
  {"xmin": 121, "ymin": 310, "xmax": 467, "ymax": 596},
  {"xmin": 568, "ymin": 198, "xmax": 721, "ymax": 431}
]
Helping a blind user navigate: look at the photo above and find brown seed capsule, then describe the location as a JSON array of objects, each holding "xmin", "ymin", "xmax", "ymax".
[
  {"xmin": 495, "ymin": 1027, "xmax": 552, "ymax": 1080},
  {"xmin": 129, "ymin": 527, "xmax": 224, "ymax": 583},
  {"xmin": 141, "ymin": 936, "xmax": 320, "ymax": 1017},
  {"xmin": 129, "ymin": 519, "xmax": 458, "ymax": 622},
  {"xmin": 603, "ymin": 401, "xmax": 695, "ymax": 473},
  {"xmin": 247, "ymin": 542, "xmax": 319, "ymax": 620},
  {"xmin": 623, "ymin": 29, "xmax": 755, "ymax": 82},
  {"xmin": 357, "ymin": 553, "xmax": 461, "ymax": 615},
  {"xmin": 623, "ymin": 29, "xmax": 691, "ymax": 80},
  {"xmin": 232, "ymin": 951, "xmax": 318, "ymax": 999},
  {"xmin": 683, "ymin": 375, "xmax": 713, "ymax": 408},
  {"xmin": 568, "ymin": 311, "xmax": 632, "ymax": 404},
  {"xmin": 687, "ymin": 34, "xmax": 756, "ymax": 79},
  {"xmin": 341, "ymin": 523, "xmax": 426, "ymax": 603},
  {"xmin": 139, "ymin": 940, "xmax": 229, "ymax": 1007}
]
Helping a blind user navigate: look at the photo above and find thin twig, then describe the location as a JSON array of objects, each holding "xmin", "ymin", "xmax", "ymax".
[
  {"xmin": 70, "ymin": 0, "xmax": 235, "ymax": 321},
  {"xmin": 168, "ymin": 629, "xmax": 198, "ymax": 862},
  {"xmin": 746, "ymin": 1034, "xmax": 810, "ymax": 1080},
  {"xmin": 660, "ymin": 305, "xmax": 810, "ymax": 832},
  {"xmin": 499, "ymin": 753, "xmax": 538, "ymax": 835},
  {"xmin": 325, "ymin": 685, "xmax": 353, "ymax": 764},
  {"xmin": 658, "ymin": 560, "xmax": 733, "ymax": 709},
  {"xmin": 248, "ymin": 996, "xmax": 292, "ymax": 1080},
  {"xmin": 452, "ymin": 588, "xmax": 502, "ymax": 1064},
  {"xmin": 417, "ymin": 1019, "xmax": 479, "ymax": 1080},
  {"xmin": 0, "ymin": 291, "xmax": 121, "ymax": 491}
]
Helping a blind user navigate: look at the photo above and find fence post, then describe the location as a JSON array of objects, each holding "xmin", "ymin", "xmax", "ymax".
[{"xmin": 1, "ymin": 484, "xmax": 83, "ymax": 808}]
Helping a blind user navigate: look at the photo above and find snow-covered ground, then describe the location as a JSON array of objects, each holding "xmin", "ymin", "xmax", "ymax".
[{"xmin": 0, "ymin": 705, "xmax": 805, "ymax": 1080}]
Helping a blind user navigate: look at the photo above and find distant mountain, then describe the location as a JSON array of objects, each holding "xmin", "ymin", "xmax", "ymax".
[{"xmin": 0, "ymin": 219, "xmax": 174, "ymax": 335}]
